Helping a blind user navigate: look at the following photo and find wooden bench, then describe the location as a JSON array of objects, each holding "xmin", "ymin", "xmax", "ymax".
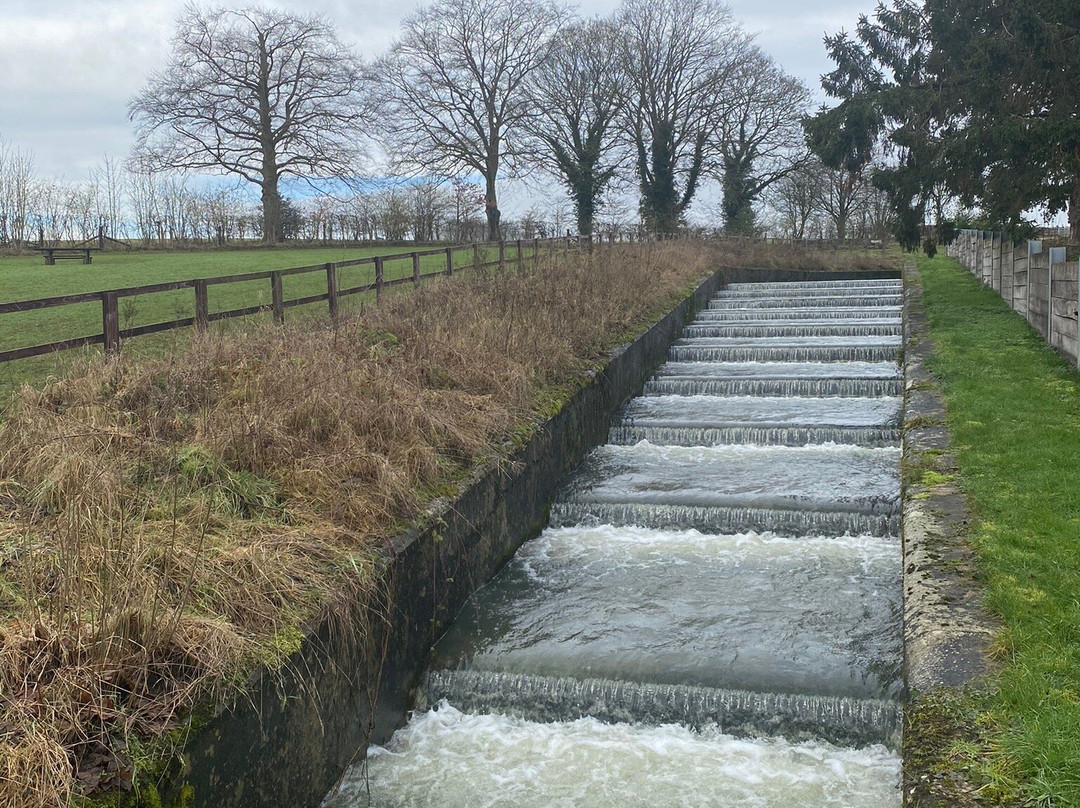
[{"xmin": 36, "ymin": 247, "xmax": 97, "ymax": 265}]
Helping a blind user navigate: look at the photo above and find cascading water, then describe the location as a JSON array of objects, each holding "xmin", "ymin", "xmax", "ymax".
[
  {"xmin": 696, "ymin": 306, "xmax": 902, "ymax": 320},
  {"xmin": 324, "ymin": 277, "xmax": 904, "ymax": 807}
]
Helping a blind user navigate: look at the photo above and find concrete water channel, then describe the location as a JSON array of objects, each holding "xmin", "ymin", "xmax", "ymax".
[{"xmin": 325, "ymin": 278, "xmax": 904, "ymax": 807}]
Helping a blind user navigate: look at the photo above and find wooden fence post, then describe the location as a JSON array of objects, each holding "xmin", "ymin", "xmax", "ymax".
[
  {"xmin": 411, "ymin": 252, "xmax": 420, "ymax": 287},
  {"xmin": 533, "ymin": 237, "xmax": 540, "ymax": 269},
  {"xmin": 473, "ymin": 243, "xmax": 481, "ymax": 273},
  {"xmin": 194, "ymin": 280, "xmax": 209, "ymax": 332},
  {"xmin": 498, "ymin": 240, "xmax": 506, "ymax": 272},
  {"xmin": 326, "ymin": 263, "xmax": 339, "ymax": 320},
  {"xmin": 445, "ymin": 246, "xmax": 454, "ymax": 276},
  {"xmin": 102, "ymin": 291, "xmax": 119, "ymax": 354},
  {"xmin": 271, "ymin": 271, "xmax": 284, "ymax": 324},
  {"xmin": 375, "ymin": 256, "xmax": 384, "ymax": 302},
  {"xmin": 516, "ymin": 239, "xmax": 523, "ymax": 271}
]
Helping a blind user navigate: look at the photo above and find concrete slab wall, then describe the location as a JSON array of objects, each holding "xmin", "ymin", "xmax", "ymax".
[{"xmin": 948, "ymin": 231, "xmax": 1079, "ymax": 365}]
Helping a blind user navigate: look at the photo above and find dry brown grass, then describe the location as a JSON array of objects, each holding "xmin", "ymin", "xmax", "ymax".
[
  {"xmin": 712, "ymin": 239, "xmax": 902, "ymax": 272},
  {"xmin": 0, "ymin": 241, "xmax": 716, "ymax": 806}
]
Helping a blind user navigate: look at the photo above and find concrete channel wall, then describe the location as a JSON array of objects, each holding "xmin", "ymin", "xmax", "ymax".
[
  {"xmin": 158, "ymin": 265, "xmax": 903, "ymax": 808},
  {"xmin": 949, "ymin": 230, "xmax": 1080, "ymax": 365},
  {"xmin": 900, "ymin": 260, "xmax": 996, "ymax": 805}
]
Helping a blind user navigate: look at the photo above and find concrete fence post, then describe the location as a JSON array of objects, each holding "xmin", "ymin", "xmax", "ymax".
[
  {"xmin": 992, "ymin": 231, "xmax": 1001, "ymax": 292},
  {"xmin": 1027, "ymin": 240, "xmax": 1043, "ymax": 323},
  {"xmin": 1048, "ymin": 246, "xmax": 1067, "ymax": 348}
]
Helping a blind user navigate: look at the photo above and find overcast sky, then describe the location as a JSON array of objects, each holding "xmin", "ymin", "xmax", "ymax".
[{"xmin": 0, "ymin": 0, "xmax": 870, "ymax": 216}]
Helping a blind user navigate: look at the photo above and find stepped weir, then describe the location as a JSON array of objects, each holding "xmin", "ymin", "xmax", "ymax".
[{"xmin": 325, "ymin": 276, "xmax": 903, "ymax": 807}]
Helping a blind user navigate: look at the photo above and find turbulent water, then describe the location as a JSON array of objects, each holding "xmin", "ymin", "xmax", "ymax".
[
  {"xmin": 695, "ymin": 307, "xmax": 903, "ymax": 320},
  {"xmin": 323, "ymin": 705, "xmax": 901, "ymax": 808},
  {"xmin": 432, "ymin": 526, "xmax": 902, "ymax": 699},
  {"xmin": 557, "ymin": 443, "xmax": 900, "ymax": 516},
  {"xmin": 325, "ymin": 277, "xmax": 905, "ymax": 808},
  {"xmin": 421, "ymin": 671, "xmax": 902, "ymax": 747},
  {"xmin": 620, "ymin": 395, "xmax": 901, "ymax": 427}
]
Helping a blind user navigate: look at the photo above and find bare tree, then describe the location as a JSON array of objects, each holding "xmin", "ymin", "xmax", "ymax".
[
  {"xmin": 616, "ymin": 0, "xmax": 749, "ymax": 233},
  {"xmin": 129, "ymin": 4, "xmax": 368, "ymax": 244},
  {"xmin": 525, "ymin": 19, "xmax": 625, "ymax": 236},
  {"xmin": 0, "ymin": 136, "xmax": 37, "ymax": 246},
  {"xmin": 768, "ymin": 159, "xmax": 825, "ymax": 239},
  {"xmin": 716, "ymin": 48, "xmax": 810, "ymax": 235},
  {"xmin": 410, "ymin": 179, "xmax": 453, "ymax": 241},
  {"xmin": 816, "ymin": 163, "xmax": 868, "ymax": 240},
  {"xmin": 88, "ymin": 155, "xmax": 126, "ymax": 242},
  {"xmin": 372, "ymin": 0, "xmax": 569, "ymax": 241}
]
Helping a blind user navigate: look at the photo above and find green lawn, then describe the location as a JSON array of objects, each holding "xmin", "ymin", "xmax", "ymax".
[
  {"xmin": 0, "ymin": 244, "xmax": 524, "ymax": 394},
  {"xmin": 918, "ymin": 253, "xmax": 1080, "ymax": 805}
]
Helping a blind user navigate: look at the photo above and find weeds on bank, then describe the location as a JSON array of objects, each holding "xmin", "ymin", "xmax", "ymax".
[
  {"xmin": 712, "ymin": 240, "xmax": 901, "ymax": 272},
  {"xmin": 918, "ymin": 253, "xmax": 1080, "ymax": 806},
  {"xmin": 0, "ymin": 242, "xmax": 714, "ymax": 807}
]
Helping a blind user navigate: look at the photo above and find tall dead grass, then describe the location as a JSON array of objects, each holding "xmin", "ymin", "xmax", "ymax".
[
  {"xmin": 0, "ymin": 241, "xmax": 715, "ymax": 806},
  {"xmin": 712, "ymin": 240, "xmax": 901, "ymax": 272}
]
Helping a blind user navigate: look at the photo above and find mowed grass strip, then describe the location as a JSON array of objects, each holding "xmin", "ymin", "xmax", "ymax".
[{"xmin": 918, "ymin": 253, "xmax": 1080, "ymax": 805}]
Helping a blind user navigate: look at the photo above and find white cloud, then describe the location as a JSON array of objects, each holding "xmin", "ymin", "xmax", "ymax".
[{"xmin": 0, "ymin": 0, "xmax": 862, "ymax": 204}]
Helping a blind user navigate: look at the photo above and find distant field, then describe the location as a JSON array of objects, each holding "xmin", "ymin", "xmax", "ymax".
[{"xmin": 0, "ymin": 244, "xmax": 514, "ymax": 394}]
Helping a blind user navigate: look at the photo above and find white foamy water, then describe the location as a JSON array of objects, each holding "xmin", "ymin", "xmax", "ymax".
[
  {"xmin": 522, "ymin": 525, "xmax": 899, "ymax": 574},
  {"xmin": 325, "ymin": 704, "xmax": 900, "ymax": 808}
]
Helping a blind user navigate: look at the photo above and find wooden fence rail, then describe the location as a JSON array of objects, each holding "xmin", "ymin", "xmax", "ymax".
[{"xmin": 0, "ymin": 233, "xmax": 643, "ymax": 364}]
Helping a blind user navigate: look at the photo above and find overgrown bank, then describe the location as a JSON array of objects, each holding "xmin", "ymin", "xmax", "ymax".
[{"xmin": 915, "ymin": 254, "xmax": 1080, "ymax": 805}]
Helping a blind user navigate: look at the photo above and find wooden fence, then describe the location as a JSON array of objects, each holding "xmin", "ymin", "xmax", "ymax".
[
  {"xmin": 0, "ymin": 233, "xmax": 642, "ymax": 364},
  {"xmin": 948, "ymin": 229, "xmax": 1080, "ymax": 366}
]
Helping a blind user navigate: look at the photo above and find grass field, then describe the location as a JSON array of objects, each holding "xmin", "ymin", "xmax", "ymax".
[
  {"xmin": 0, "ymin": 244, "xmax": 518, "ymax": 394},
  {"xmin": 918, "ymin": 253, "xmax": 1080, "ymax": 805}
]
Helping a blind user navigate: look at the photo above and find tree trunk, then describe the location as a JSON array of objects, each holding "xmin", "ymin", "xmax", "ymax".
[
  {"xmin": 721, "ymin": 152, "xmax": 756, "ymax": 236},
  {"xmin": 484, "ymin": 173, "xmax": 500, "ymax": 242},
  {"xmin": 640, "ymin": 123, "xmax": 680, "ymax": 235},
  {"xmin": 1070, "ymin": 168, "xmax": 1080, "ymax": 245},
  {"xmin": 574, "ymin": 170, "xmax": 595, "ymax": 237},
  {"xmin": 257, "ymin": 36, "xmax": 283, "ymax": 245},
  {"xmin": 261, "ymin": 180, "xmax": 283, "ymax": 245}
]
